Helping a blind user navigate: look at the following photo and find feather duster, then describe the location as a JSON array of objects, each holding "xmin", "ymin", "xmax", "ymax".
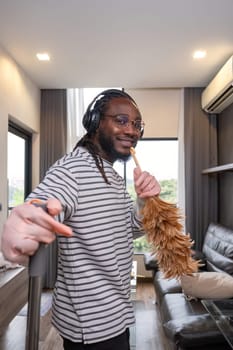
[{"xmin": 130, "ymin": 147, "xmax": 200, "ymax": 279}]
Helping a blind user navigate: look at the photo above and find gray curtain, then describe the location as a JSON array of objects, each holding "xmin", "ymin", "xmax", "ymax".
[
  {"xmin": 184, "ymin": 88, "xmax": 218, "ymax": 250},
  {"xmin": 40, "ymin": 89, "xmax": 67, "ymax": 288}
]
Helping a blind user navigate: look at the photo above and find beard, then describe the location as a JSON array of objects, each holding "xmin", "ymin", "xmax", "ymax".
[{"xmin": 98, "ymin": 128, "xmax": 133, "ymax": 162}]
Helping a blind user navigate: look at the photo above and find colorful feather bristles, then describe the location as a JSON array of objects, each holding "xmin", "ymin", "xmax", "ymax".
[{"xmin": 142, "ymin": 196, "xmax": 200, "ymax": 279}]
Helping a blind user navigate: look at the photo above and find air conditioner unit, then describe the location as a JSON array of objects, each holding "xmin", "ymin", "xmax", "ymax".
[{"xmin": 201, "ymin": 55, "xmax": 233, "ymax": 114}]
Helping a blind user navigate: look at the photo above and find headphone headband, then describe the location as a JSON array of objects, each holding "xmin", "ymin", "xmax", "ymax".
[{"xmin": 82, "ymin": 89, "xmax": 137, "ymax": 134}]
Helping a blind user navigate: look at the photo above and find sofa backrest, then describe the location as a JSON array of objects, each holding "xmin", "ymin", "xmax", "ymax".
[{"xmin": 202, "ymin": 222, "xmax": 233, "ymax": 275}]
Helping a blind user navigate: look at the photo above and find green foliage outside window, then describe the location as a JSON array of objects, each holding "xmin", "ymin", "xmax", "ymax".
[
  {"xmin": 159, "ymin": 179, "xmax": 177, "ymax": 204},
  {"xmin": 8, "ymin": 186, "xmax": 24, "ymax": 208}
]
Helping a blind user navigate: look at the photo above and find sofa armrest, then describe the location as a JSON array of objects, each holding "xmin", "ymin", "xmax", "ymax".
[
  {"xmin": 163, "ymin": 314, "xmax": 228, "ymax": 348},
  {"xmin": 143, "ymin": 253, "xmax": 158, "ymax": 271}
]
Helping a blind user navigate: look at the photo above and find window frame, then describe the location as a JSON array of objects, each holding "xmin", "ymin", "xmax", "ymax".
[{"xmin": 8, "ymin": 121, "xmax": 32, "ymax": 211}]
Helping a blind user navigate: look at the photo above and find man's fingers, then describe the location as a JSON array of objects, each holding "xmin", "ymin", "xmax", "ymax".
[
  {"xmin": 134, "ymin": 170, "xmax": 161, "ymax": 198},
  {"xmin": 25, "ymin": 211, "xmax": 73, "ymax": 238},
  {"xmin": 46, "ymin": 198, "xmax": 63, "ymax": 216},
  {"xmin": 48, "ymin": 219, "xmax": 73, "ymax": 237},
  {"xmin": 23, "ymin": 202, "xmax": 73, "ymax": 237},
  {"xmin": 133, "ymin": 166, "xmax": 142, "ymax": 178},
  {"xmin": 1, "ymin": 199, "xmax": 72, "ymax": 264},
  {"xmin": 14, "ymin": 238, "xmax": 39, "ymax": 255}
]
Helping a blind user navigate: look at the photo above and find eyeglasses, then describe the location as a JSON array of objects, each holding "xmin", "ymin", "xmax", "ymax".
[{"xmin": 103, "ymin": 114, "xmax": 145, "ymax": 133}]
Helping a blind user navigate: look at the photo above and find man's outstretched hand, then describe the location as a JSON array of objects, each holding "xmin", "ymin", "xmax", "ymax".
[{"xmin": 1, "ymin": 198, "xmax": 72, "ymax": 264}]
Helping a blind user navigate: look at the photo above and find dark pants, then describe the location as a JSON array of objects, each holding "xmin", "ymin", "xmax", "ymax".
[{"xmin": 63, "ymin": 329, "xmax": 130, "ymax": 350}]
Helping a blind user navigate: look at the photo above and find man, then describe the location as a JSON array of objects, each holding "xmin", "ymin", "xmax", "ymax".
[{"xmin": 1, "ymin": 89, "xmax": 160, "ymax": 350}]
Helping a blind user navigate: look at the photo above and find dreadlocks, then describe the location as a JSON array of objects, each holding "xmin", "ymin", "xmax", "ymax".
[{"xmin": 74, "ymin": 133, "xmax": 110, "ymax": 184}]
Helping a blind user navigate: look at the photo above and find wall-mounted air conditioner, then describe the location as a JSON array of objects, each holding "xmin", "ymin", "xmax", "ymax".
[{"xmin": 201, "ymin": 55, "xmax": 233, "ymax": 114}]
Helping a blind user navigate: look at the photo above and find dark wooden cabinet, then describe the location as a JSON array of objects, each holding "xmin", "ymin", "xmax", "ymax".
[{"xmin": 0, "ymin": 267, "xmax": 28, "ymax": 335}]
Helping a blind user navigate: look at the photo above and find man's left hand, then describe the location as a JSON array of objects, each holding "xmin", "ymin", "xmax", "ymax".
[{"xmin": 133, "ymin": 167, "xmax": 161, "ymax": 198}]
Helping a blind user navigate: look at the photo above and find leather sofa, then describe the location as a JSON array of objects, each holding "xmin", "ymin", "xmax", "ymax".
[{"xmin": 144, "ymin": 222, "xmax": 233, "ymax": 350}]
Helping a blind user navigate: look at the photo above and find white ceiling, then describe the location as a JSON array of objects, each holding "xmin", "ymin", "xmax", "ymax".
[{"xmin": 0, "ymin": 0, "xmax": 233, "ymax": 89}]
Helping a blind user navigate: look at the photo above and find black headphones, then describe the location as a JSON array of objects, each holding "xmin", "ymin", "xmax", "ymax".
[{"xmin": 82, "ymin": 89, "xmax": 138, "ymax": 134}]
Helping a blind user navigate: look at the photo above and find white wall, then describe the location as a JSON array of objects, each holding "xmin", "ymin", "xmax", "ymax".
[
  {"xmin": 126, "ymin": 88, "xmax": 181, "ymax": 137},
  {"xmin": 0, "ymin": 45, "xmax": 40, "ymax": 239}
]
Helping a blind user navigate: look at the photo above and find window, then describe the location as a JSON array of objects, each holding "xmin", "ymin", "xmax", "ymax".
[
  {"xmin": 114, "ymin": 138, "xmax": 178, "ymax": 253},
  {"xmin": 8, "ymin": 122, "xmax": 32, "ymax": 212}
]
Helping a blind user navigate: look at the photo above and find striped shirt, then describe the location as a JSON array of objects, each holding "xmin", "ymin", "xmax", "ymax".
[{"xmin": 29, "ymin": 147, "xmax": 143, "ymax": 343}]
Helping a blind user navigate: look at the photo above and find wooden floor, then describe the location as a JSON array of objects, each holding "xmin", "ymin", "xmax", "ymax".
[
  {"xmin": 132, "ymin": 280, "xmax": 170, "ymax": 350},
  {"xmin": 0, "ymin": 280, "xmax": 170, "ymax": 350}
]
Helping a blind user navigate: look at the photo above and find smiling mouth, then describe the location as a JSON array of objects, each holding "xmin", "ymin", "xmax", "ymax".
[
  {"xmin": 119, "ymin": 139, "xmax": 135, "ymax": 148},
  {"xmin": 118, "ymin": 135, "xmax": 136, "ymax": 143}
]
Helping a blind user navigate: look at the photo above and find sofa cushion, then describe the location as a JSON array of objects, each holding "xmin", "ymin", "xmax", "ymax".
[
  {"xmin": 153, "ymin": 271, "xmax": 182, "ymax": 305},
  {"xmin": 202, "ymin": 223, "xmax": 233, "ymax": 275},
  {"xmin": 163, "ymin": 315, "xmax": 230, "ymax": 348},
  {"xmin": 180, "ymin": 272, "xmax": 233, "ymax": 299},
  {"xmin": 160, "ymin": 293, "xmax": 207, "ymax": 324},
  {"xmin": 160, "ymin": 293, "xmax": 231, "ymax": 348}
]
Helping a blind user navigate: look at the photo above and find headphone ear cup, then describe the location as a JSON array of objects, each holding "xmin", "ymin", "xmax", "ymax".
[
  {"xmin": 82, "ymin": 111, "xmax": 90, "ymax": 131},
  {"xmin": 83, "ymin": 109, "xmax": 100, "ymax": 134}
]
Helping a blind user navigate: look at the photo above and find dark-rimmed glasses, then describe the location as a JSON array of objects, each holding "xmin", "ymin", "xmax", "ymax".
[{"xmin": 103, "ymin": 114, "xmax": 145, "ymax": 133}]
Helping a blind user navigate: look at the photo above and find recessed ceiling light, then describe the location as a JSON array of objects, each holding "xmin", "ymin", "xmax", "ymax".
[
  {"xmin": 36, "ymin": 53, "xmax": 50, "ymax": 61},
  {"xmin": 193, "ymin": 50, "xmax": 206, "ymax": 59}
]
